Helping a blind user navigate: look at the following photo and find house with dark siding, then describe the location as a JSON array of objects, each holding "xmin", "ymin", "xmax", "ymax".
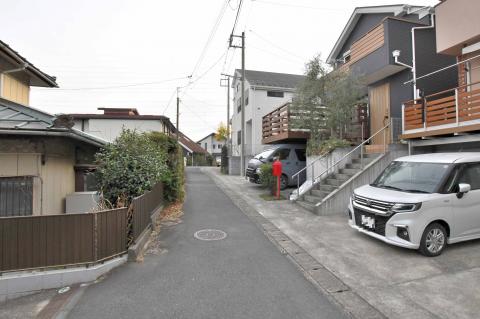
[{"xmin": 327, "ymin": 4, "xmax": 457, "ymax": 152}]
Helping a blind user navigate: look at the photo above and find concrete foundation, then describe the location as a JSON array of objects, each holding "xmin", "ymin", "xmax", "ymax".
[{"xmin": 0, "ymin": 256, "xmax": 127, "ymax": 303}]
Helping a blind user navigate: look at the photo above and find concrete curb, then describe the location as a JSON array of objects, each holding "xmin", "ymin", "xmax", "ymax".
[
  {"xmin": 0, "ymin": 256, "xmax": 127, "ymax": 302},
  {"xmin": 127, "ymin": 205, "xmax": 164, "ymax": 261},
  {"xmin": 202, "ymin": 168, "xmax": 386, "ymax": 319}
]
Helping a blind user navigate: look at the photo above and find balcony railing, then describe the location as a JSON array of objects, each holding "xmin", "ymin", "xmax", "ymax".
[
  {"xmin": 402, "ymin": 81, "xmax": 480, "ymax": 138},
  {"xmin": 262, "ymin": 102, "xmax": 309, "ymax": 144},
  {"xmin": 262, "ymin": 102, "xmax": 368, "ymax": 144}
]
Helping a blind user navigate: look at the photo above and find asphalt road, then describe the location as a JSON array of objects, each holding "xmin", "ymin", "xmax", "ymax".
[{"xmin": 68, "ymin": 168, "xmax": 347, "ymax": 319}]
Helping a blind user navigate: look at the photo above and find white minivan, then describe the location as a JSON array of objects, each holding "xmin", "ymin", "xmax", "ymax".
[{"xmin": 348, "ymin": 153, "xmax": 480, "ymax": 256}]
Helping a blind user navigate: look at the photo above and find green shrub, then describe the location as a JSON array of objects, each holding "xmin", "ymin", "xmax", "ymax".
[
  {"xmin": 95, "ymin": 129, "xmax": 168, "ymax": 206},
  {"xmin": 186, "ymin": 153, "xmax": 214, "ymax": 166},
  {"xmin": 259, "ymin": 163, "xmax": 275, "ymax": 189},
  {"xmin": 147, "ymin": 132, "xmax": 184, "ymax": 202},
  {"xmin": 307, "ymin": 138, "xmax": 351, "ymax": 156}
]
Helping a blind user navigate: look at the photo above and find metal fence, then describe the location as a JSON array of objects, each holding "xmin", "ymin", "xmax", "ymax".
[
  {"xmin": 0, "ymin": 208, "xmax": 127, "ymax": 272},
  {"xmin": 131, "ymin": 183, "xmax": 164, "ymax": 243}
]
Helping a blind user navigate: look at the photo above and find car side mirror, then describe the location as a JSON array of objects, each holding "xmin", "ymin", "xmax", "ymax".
[
  {"xmin": 268, "ymin": 158, "xmax": 273, "ymax": 162},
  {"xmin": 457, "ymin": 183, "xmax": 471, "ymax": 199}
]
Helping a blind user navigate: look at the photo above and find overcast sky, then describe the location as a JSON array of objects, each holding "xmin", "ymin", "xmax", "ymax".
[{"xmin": 1, "ymin": 0, "xmax": 438, "ymax": 141}]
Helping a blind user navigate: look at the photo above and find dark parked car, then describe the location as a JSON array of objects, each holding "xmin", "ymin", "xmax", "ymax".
[{"xmin": 246, "ymin": 144, "xmax": 306, "ymax": 190}]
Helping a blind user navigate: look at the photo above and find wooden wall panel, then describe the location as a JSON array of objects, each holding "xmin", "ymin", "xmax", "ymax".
[
  {"xmin": 342, "ymin": 24, "xmax": 385, "ymax": 70},
  {"xmin": 1, "ymin": 74, "xmax": 30, "ymax": 105}
]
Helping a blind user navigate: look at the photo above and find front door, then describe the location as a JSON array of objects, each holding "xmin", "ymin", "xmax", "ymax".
[
  {"xmin": 369, "ymin": 83, "xmax": 390, "ymax": 148},
  {"xmin": 452, "ymin": 163, "xmax": 480, "ymax": 238}
]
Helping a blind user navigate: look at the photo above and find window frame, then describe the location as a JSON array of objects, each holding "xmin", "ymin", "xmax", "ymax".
[{"xmin": 267, "ymin": 91, "xmax": 284, "ymax": 98}]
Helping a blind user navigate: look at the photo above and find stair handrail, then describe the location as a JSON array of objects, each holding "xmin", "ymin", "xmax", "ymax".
[{"xmin": 293, "ymin": 119, "xmax": 392, "ymax": 201}]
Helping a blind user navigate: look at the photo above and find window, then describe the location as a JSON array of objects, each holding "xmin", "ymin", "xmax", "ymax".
[
  {"xmin": 75, "ymin": 166, "xmax": 98, "ymax": 192},
  {"xmin": 204, "ymin": 143, "xmax": 207, "ymax": 150},
  {"xmin": 457, "ymin": 163, "xmax": 480, "ymax": 190},
  {"xmin": 273, "ymin": 148, "xmax": 290, "ymax": 160},
  {"xmin": 212, "ymin": 144, "xmax": 216, "ymax": 150},
  {"xmin": 295, "ymin": 149, "xmax": 306, "ymax": 162},
  {"xmin": 372, "ymin": 161, "xmax": 451, "ymax": 194},
  {"xmin": 267, "ymin": 91, "xmax": 284, "ymax": 98},
  {"xmin": 245, "ymin": 90, "xmax": 249, "ymax": 105},
  {"xmin": 237, "ymin": 131, "xmax": 241, "ymax": 145},
  {"xmin": 237, "ymin": 99, "xmax": 241, "ymax": 113},
  {"xmin": 218, "ymin": 144, "xmax": 222, "ymax": 149},
  {"xmin": 0, "ymin": 176, "xmax": 33, "ymax": 216}
]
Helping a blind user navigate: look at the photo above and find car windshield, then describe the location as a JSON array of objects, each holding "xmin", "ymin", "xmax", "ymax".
[
  {"xmin": 254, "ymin": 149, "xmax": 275, "ymax": 161},
  {"xmin": 371, "ymin": 161, "xmax": 451, "ymax": 193}
]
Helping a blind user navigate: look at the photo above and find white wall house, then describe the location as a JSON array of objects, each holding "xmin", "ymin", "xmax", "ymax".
[
  {"xmin": 197, "ymin": 133, "xmax": 226, "ymax": 160},
  {"xmin": 70, "ymin": 108, "xmax": 175, "ymax": 142},
  {"xmin": 230, "ymin": 70, "xmax": 305, "ymax": 156}
]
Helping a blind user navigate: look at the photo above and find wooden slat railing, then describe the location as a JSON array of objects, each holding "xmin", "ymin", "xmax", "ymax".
[
  {"xmin": 403, "ymin": 81, "xmax": 480, "ymax": 136},
  {"xmin": 262, "ymin": 103, "xmax": 291, "ymax": 141}
]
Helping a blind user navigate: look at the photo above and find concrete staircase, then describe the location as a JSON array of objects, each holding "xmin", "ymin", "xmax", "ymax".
[{"xmin": 296, "ymin": 153, "xmax": 380, "ymax": 213}]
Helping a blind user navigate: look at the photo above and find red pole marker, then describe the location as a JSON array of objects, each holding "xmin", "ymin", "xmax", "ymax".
[
  {"xmin": 277, "ymin": 175, "xmax": 280, "ymax": 199},
  {"xmin": 272, "ymin": 159, "xmax": 282, "ymax": 199}
]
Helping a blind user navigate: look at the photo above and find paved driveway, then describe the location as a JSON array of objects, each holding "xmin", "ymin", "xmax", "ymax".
[
  {"xmin": 205, "ymin": 167, "xmax": 480, "ymax": 319},
  {"xmin": 67, "ymin": 168, "xmax": 347, "ymax": 319}
]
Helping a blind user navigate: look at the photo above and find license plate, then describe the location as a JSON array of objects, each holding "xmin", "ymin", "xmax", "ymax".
[{"xmin": 361, "ymin": 215, "xmax": 375, "ymax": 229}]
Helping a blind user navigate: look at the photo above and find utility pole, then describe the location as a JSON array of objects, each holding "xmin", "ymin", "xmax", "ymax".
[
  {"xmin": 221, "ymin": 74, "xmax": 235, "ymax": 157},
  {"xmin": 229, "ymin": 32, "xmax": 246, "ymax": 176},
  {"xmin": 176, "ymin": 87, "xmax": 180, "ymax": 142}
]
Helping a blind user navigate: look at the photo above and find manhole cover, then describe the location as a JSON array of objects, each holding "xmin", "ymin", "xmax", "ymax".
[{"xmin": 194, "ymin": 229, "xmax": 227, "ymax": 241}]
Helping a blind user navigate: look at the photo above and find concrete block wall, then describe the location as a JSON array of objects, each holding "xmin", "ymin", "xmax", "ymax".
[
  {"xmin": 306, "ymin": 147, "xmax": 355, "ymax": 182},
  {"xmin": 0, "ymin": 256, "xmax": 127, "ymax": 302},
  {"xmin": 316, "ymin": 144, "xmax": 408, "ymax": 215},
  {"xmin": 228, "ymin": 156, "xmax": 253, "ymax": 176}
]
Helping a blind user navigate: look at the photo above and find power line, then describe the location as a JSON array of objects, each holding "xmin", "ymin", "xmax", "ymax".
[
  {"xmin": 34, "ymin": 76, "xmax": 189, "ymax": 91},
  {"xmin": 230, "ymin": 0, "xmax": 244, "ymax": 36},
  {"xmin": 181, "ymin": 102, "xmax": 218, "ymax": 131},
  {"xmin": 190, "ymin": 0, "xmax": 230, "ymax": 78},
  {"xmin": 251, "ymin": 0, "xmax": 346, "ymax": 12},
  {"xmin": 162, "ymin": 88, "xmax": 178, "ymax": 115},
  {"xmin": 188, "ymin": 50, "xmax": 228, "ymax": 87},
  {"xmin": 249, "ymin": 44, "xmax": 304, "ymax": 63},
  {"xmin": 249, "ymin": 29, "xmax": 305, "ymax": 60}
]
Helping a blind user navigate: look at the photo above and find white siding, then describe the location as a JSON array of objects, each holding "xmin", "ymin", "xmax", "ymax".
[
  {"xmin": 73, "ymin": 118, "xmax": 166, "ymax": 142},
  {"xmin": 230, "ymin": 80, "xmax": 295, "ymax": 156},
  {"xmin": 197, "ymin": 134, "xmax": 225, "ymax": 157}
]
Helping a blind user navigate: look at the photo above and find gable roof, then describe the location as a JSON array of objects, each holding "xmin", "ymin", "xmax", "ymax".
[
  {"xmin": 234, "ymin": 69, "xmax": 305, "ymax": 89},
  {"xmin": 197, "ymin": 132, "xmax": 215, "ymax": 143},
  {"xmin": 0, "ymin": 39, "xmax": 58, "ymax": 87},
  {"xmin": 173, "ymin": 131, "xmax": 208, "ymax": 154},
  {"xmin": 326, "ymin": 4, "xmax": 428, "ymax": 64},
  {"xmin": 0, "ymin": 97, "xmax": 106, "ymax": 147}
]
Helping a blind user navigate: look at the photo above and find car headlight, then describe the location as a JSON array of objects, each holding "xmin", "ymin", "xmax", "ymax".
[
  {"xmin": 256, "ymin": 168, "xmax": 261, "ymax": 174},
  {"xmin": 391, "ymin": 203, "xmax": 422, "ymax": 213}
]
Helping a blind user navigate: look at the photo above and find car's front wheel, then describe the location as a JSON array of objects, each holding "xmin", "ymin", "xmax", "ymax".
[
  {"xmin": 419, "ymin": 222, "xmax": 447, "ymax": 257},
  {"xmin": 280, "ymin": 174, "xmax": 288, "ymax": 190}
]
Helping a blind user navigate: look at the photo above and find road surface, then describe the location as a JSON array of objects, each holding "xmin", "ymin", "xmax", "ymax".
[{"xmin": 68, "ymin": 168, "xmax": 346, "ymax": 319}]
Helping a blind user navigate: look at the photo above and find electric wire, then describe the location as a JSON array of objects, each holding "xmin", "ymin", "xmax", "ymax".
[{"xmin": 190, "ymin": 0, "xmax": 230, "ymax": 78}]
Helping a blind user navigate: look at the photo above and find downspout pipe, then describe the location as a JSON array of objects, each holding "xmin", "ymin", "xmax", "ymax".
[{"xmin": 411, "ymin": 13, "xmax": 435, "ymax": 99}]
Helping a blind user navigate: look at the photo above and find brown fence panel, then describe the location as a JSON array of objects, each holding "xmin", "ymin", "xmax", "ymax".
[
  {"xmin": 0, "ymin": 214, "xmax": 95, "ymax": 272},
  {"xmin": 96, "ymin": 208, "xmax": 128, "ymax": 260},
  {"xmin": 131, "ymin": 183, "xmax": 164, "ymax": 242}
]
